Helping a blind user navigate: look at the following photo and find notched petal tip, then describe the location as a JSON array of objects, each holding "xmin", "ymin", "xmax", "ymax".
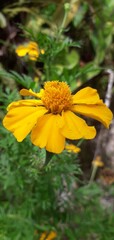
[
  {"xmin": 61, "ymin": 110, "xmax": 96, "ymax": 140},
  {"xmin": 31, "ymin": 114, "xmax": 65, "ymax": 154},
  {"xmin": 72, "ymin": 103, "xmax": 113, "ymax": 129},
  {"xmin": 104, "ymin": 106, "xmax": 113, "ymax": 128},
  {"xmin": 3, "ymin": 104, "xmax": 48, "ymax": 143}
]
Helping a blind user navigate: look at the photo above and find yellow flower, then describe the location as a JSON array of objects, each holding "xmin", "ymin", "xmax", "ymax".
[
  {"xmin": 39, "ymin": 231, "xmax": 57, "ymax": 240},
  {"xmin": 3, "ymin": 81, "xmax": 113, "ymax": 154},
  {"xmin": 15, "ymin": 41, "xmax": 44, "ymax": 61},
  {"xmin": 46, "ymin": 231, "xmax": 57, "ymax": 240},
  {"xmin": 39, "ymin": 232, "xmax": 47, "ymax": 240},
  {"xmin": 92, "ymin": 156, "xmax": 104, "ymax": 167},
  {"xmin": 65, "ymin": 144, "xmax": 81, "ymax": 153}
]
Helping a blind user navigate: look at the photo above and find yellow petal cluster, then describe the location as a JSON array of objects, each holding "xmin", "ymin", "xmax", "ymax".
[
  {"xmin": 92, "ymin": 156, "xmax": 104, "ymax": 167},
  {"xmin": 65, "ymin": 144, "xmax": 81, "ymax": 153},
  {"xmin": 39, "ymin": 231, "xmax": 57, "ymax": 240},
  {"xmin": 15, "ymin": 41, "xmax": 44, "ymax": 61},
  {"xmin": 3, "ymin": 81, "xmax": 113, "ymax": 154}
]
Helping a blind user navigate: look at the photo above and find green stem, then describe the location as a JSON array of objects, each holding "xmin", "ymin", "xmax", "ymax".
[
  {"xmin": 89, "ymin": 165, "xmax": 98, "ymax": 185},
  {"xmin": 77, "ymin": 139, "xmax": 84, "ymax": 147},
  {"xmin": 45, "ymin": 63, "xmax": 50, "ymax": 81},
  {"xmin": 58, "ymin": 12, "xmax": 67, "ymax": 37},
  {"xmin": 57, "ymin": 3, "xmax": 70, "ymax": 39}
]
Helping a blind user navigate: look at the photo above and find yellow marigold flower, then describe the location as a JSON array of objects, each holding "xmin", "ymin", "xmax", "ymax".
[
  {"xmin": 92, "ymin": 156, "xmax": 104, "ymax": 167},
  {"xmin": 65, "ymin": 144, "xmax": 81, "ymax": 153},
  {"xmin": 39, "ymin": 231, "xmax": 57, "ymax": 240},
  {"xmin": 46, "ymin": 231, "xmax": 57, "ymax": 240},
  {"xmin": 15, "ymin": 41, "xmax": 44, "ymax": 61},
  {"xmin": 39, "ymin": 232, "xmax": 47, "ymax": 240},
  {"xmin": 3, "ymin": 81, "xmax": 113, "ymax": 154}
]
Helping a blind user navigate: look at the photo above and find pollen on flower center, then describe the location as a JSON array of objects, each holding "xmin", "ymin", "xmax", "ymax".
[{"xmin": 41, "ymin": 81, "xmax": 73, "ymax": 114}]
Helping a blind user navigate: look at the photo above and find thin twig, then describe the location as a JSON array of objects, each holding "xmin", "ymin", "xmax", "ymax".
[{"xmin": 105, "ymin": 69, "xmax": 114, "ymax": 107}]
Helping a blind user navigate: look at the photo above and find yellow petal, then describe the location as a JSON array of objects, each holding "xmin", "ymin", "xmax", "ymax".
[
  {"xmin": 29, "ymin": 49, "xmax": 39, "ymax": 57},
  {"xmin": 72, "ymin": 87, "xmax": 103, "ymax": 104},
  {"xmin": 72, "ymin": 104, "xmax": 113, "ymax": 128},
  {"xmin": 65, "ymin": 144, "xmax": 81, "ymax": 153},
  {"xmin": 28, "ymin": 49, "xmax": 39, "ymax": 60},
  {"xmin": 15, "ymin": 42, "xmax": 39, "ymax": 59},
  {"xmin": 40, "ymin": 49, "xmax": 45, "ymax": 54},
  {"xmin": 46, "ymin": 231, "xmax": 57, "ymax": 240},
  {"xmin": 15, "ymin": 45, "xmax": 29, "ymax": 56},
  {"xmin": 39, "ymin": 232, "xmax": 47, "ymax": 240},
  {"xmin": 61, "ymin": 111, "xmax": 96, "ymax": 139},
  {"xmin": 27, "ymin": 41, "xmax": 38, "ymax": 49},
  {"xmin": 3, "ymin": 106, "xmax": 47, "ymax": 142},
  {"xmin": 20, "ymin": 88, "xmax": 44, "ymax": 98},
  {"xmin": 29, "ymin": 56, "xmax": 37, "ymax": 61},
  {"xmin": 7, "ymin": 99, "xmax": 43, "ymax": 111},
  {"xmin": 31, "ymin": 113, "xmax": 65, "ymax": 154}
]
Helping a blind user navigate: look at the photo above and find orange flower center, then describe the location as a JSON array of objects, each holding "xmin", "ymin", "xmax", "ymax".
[{"xmin": 41, "ymin": 81, "xmax": 73, "ymax": 114}]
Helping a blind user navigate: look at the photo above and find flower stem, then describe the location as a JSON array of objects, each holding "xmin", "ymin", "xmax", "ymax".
[
  {"xmin": 89, "ymin": 165, "xmax": 98, "ymax": 185},
  {"xmin": 77, "ymin": 138, "xmax": 84, "ymax": 147},
  {"xmin": 57, "ymin": 3, "xmax": 70, "ymax": 39}
]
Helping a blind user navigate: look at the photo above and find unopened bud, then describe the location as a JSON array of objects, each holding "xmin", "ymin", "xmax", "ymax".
[{"xmin": 64, "ymin": 3, "xmax": 70, "ymax": 11}]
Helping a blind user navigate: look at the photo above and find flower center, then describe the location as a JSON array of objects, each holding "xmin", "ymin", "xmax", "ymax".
[{"xmin": 41, "ymin": 81, "xmax": 73, "ymax": 114}]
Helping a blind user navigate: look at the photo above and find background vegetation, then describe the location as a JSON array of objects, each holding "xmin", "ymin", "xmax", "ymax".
[{"xmin": 0, "ymin": 0, "xmax": 114, "ymax": 239}]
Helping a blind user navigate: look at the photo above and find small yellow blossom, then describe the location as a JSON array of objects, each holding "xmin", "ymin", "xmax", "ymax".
[
  {"xmin": 3, "ymin": 81, "xmax": 113, "ymax": 154},
  {"xmin": 39, "ymin": 231, "xmax": 57, "ymax": 240},
  {"xmin": 40, "ymin": 49, "xmax": 45, "ymax": 54},
  {"xmin": 39, "ymin": 232, "xmax": 47, "ymax": 240},
  {"xmin": 92, "ymin": 156, "xmax": 104, "ymax": 167},
  {"xmin": 46, "ymin": 231, "xmax": 57, "ymax": 240},
  {"xmin": 15, "ymin": 41, "xmax": 44, "ymax": 61},
  {"xmin": 65, "ymin": 144, "xmax": 81, "ymax": 153}
]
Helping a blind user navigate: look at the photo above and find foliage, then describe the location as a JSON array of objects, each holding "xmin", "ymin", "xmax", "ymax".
[{"xmin": 0, "ymin": 0, "xmax": 114, "ymax": 239}]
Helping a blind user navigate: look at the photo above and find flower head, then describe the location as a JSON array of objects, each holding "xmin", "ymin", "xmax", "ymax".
[
  {"xmin": 39, "ymin": 231, "xmax": 57, "ymax": 240},
  {"xmin": 15, "ymin": 41, "xmax": 44, "ymax": 61},
  {"xmin": 3, "ymin": 81, "xmax": 113, "ymax": 154},
  {"xmin": 92, "ymin": 156, "xmax": 104, "ymax": 167}
]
